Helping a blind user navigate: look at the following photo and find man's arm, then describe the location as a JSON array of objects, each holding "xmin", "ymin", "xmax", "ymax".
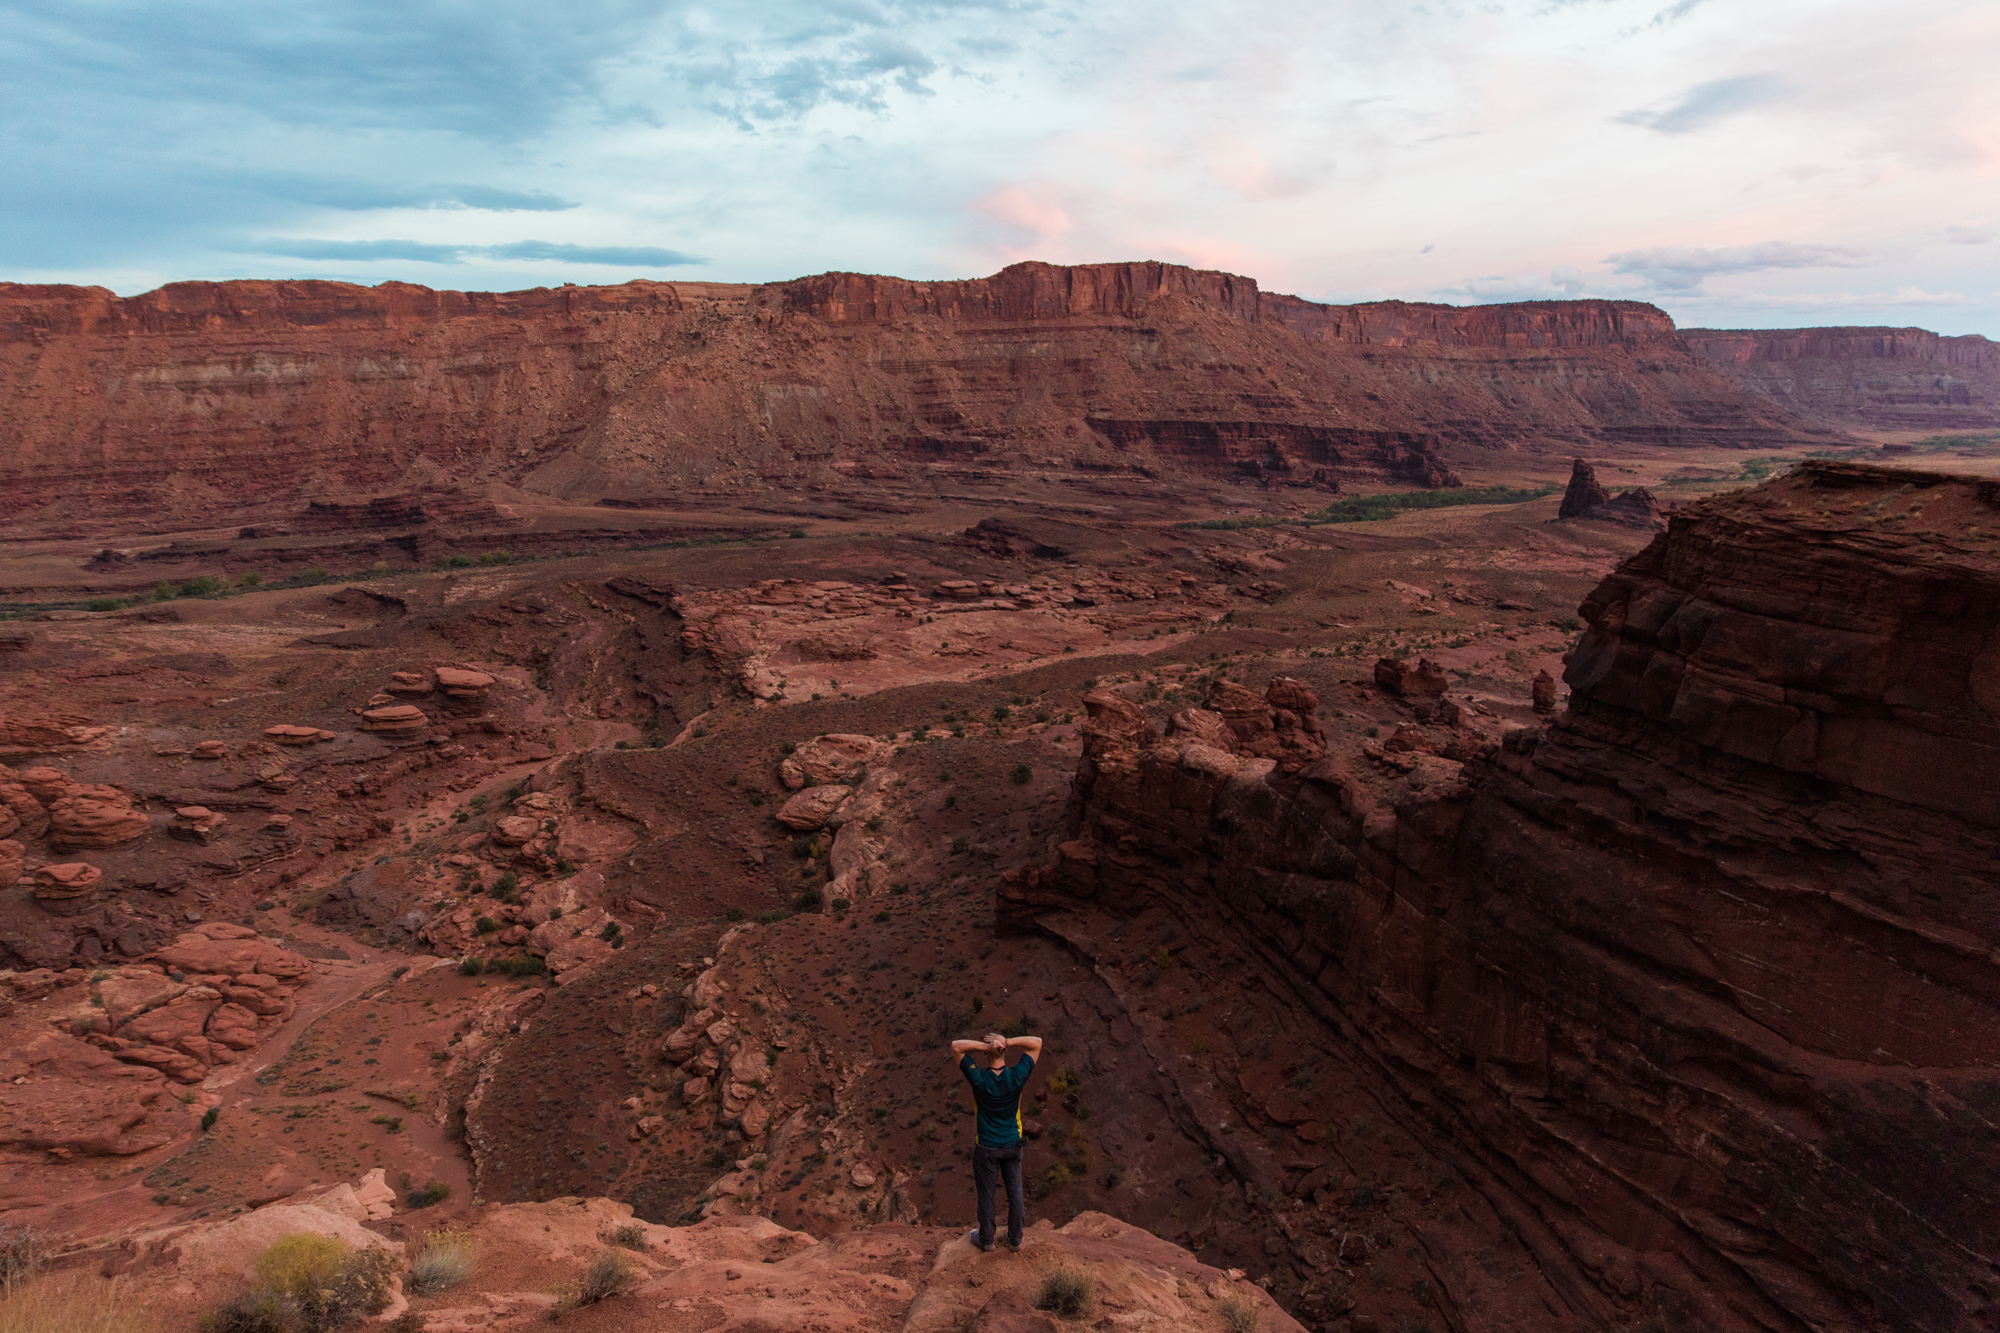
[
  {"xmin": 950, "ymin": 1039, "xmax": 990, "ymax": 1060},
  {"xmin": 1008, "ymin": 1035, "xmax": 1043, "ymax": 1059}
]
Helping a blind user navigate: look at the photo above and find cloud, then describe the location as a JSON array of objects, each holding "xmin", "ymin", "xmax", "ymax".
[
  {"xmin": 481, "ymin": 240, "xmax": 705, "ymax": 265},
  {"xmin": 1606, "ymin": 241, "xmax": 1870, "ymax": 291},
  {"xmin": 447, "ymin": 188, "xmax": 581, "ymax": 213},
  {"xmin": 1944, "ymin": 224, "xmax": 1994, "ymax": 245},
  {"xmin": 1615, "ymin": 73, "xmax": 1788, "ymax": 133},
  {"xmin": 242, "ymin": 238, "xmax": 705, "ymax": 267},
  {"xmin": 242, "ymin": 238, "xmax": 466, "ymax": 263}
]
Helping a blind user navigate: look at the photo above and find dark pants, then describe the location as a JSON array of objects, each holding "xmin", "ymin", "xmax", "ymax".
[{"xmin": 973, "ymin": 1141, "xmax": 1026, "ymax": 1247}]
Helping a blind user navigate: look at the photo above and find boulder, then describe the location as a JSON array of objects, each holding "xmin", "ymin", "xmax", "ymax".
[
  {"xmin": 33, "ymin": 861, "xmax": 102, "ymax": 900},
  {"xmin": 168, "ymin": 806, "xmax": 228, "ymax": 844},
  {"xmin": 0, "ymin": 778, "xmax": 44, "ymax": 838},
  {"xmin": 49, "ymin": 792, "xmax": 148, "ymax": 849},
  {"xmin": 358, "ymin": 703, "xmax": 428, "ymax": 736},
  {"xmin": 190, "ymin": 740, "xmax": 228, "ymax": 760},
  {"xmin": 263, "ymin": 725, "xmax": 333, "ymax": 745},
  {"xmin": 0, "ymin": 839, "xmax": 23, "ymax": 885},
  {"xmin": 385, "ymin": 671, "xmax": 434, "ymax": 694},
  {"xmin": 776, "ymin": 785, "xmax": 852, "ymax": 831},
  {"xmin": 434, "ymin": 666, "xmax": 495, "ymax": 699},
  {"xmin": 17, "ymin": 766, "xmax": 75, "ymax": 804},
  {"xmin": 778, "ymin": 734, "xmax": 885, "ymax": 789},
  {"xmin": 491, "ymin": 815, "xmax": 540, "ymax": 846}
]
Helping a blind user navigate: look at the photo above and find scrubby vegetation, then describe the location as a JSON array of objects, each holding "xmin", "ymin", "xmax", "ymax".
[
  {"xmin": 406, "ymin": 1227, "xmax": 476, "ymax": 1295},
  {"xmin": 202, "ymin": 1232, "xmax": 394, "ymax": 1332},
  {"xmin": 1034, "ymin": 1266, "xmax": 1095, "ymax": 1319},
  {"xmin": 1182, "ymin": 484, "xmax": 1555, "ymax": 530}
]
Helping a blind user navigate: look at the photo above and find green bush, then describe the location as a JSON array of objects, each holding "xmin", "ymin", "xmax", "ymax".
[
  {"xmin": 200, "ymin": 1107, "xmax": 219, "ymax": 1132},
  {"xmin": 238, "ymin": 572, "xmax": 262, "ymax": 588},
  {"xmin": 1009, "ymin": 763, "xmax": 1032, "ymax": 785},
  {"xmin": 598, "ymin": 920, "xmax": 621, "ymax": 942},
  {"xmin": 488, "ymin": 954, "xmax": 547, "ymax": 976},
  {"xmin": 610, "ymin": 1224, "xmax": 646, "ymax": 1250},
  {"xmin": 474, "ymin": 916, "xmax": 500, "ymax": 934},
  {"xmin": 86, "ymin": 598, "xmax": 123, "ymax": 612},
  {"xmin": 794, "ymin": 889, "xmax": 823, "ymax": 912},
  {"xmin": 458, "ymin": 958, "xmax": 486, "ymax": 976},
  {"xmin": 478, "ymin": 550, "xmax": 513, "ymax": 566},
  {"xmin": 725, "ymin": 906, "xmax": 746, "ymax": 922},
  {"xmin": 205, "ymin": 1232, "xmax": 394, "ymax": 1332},
  {"xmin": 406, "ymin": 1181, "xmax": 452, "ymax": 1209}
]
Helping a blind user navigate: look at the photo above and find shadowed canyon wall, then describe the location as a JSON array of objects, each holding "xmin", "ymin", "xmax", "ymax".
[
  {"xmin": 0, "ymin": 262, "xmax": 1822, "ymax": 522},
  {"xmin": 1005, "ymin": 461, "xmax": 2000, "ymax": 1332}
]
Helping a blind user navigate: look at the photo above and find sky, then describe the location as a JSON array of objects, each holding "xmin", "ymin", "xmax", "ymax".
[{"xmin": 2, "ymin": 0, "xmax": 1995, "ymax": 333}]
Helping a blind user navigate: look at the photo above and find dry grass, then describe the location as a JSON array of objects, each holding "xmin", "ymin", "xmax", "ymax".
[
  {"xmin": 549, "ymin": 1252, "xmax": 636, "ymax": 1320},
  {"xmin": 1216, "ymin": 1294, "xmax": 1259, "ymax": 1332},
  {"xmin": 1034, "ymin": 1266, "xmax": 1094, "ymax": 1320},
  {"xmin": 0, "ymin": 1274, "xmax": 154, "ymax": 1333},
  {"xmin": 407, "ymin": 1228, "xmax": 476, "ymax": 1295}
]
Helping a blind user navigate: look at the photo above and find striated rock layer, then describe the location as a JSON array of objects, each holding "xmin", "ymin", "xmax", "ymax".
[
  {"xmin": 0, "ymin": 262, "xmax": 1816, "ymax": 522},
  {"xmin": 1686, "ymin": 325, "xmax": 2000, "ymax": 432},
  {"xmin": 1005, "ymin": 461, "xmax": 2000, "ymax": 1332}
]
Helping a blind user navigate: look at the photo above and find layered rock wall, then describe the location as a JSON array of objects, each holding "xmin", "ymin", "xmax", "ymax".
[
  {"xmin": 1685, "ymin": 325, "xmax": 2000, "ymax": 431},
  {"xmin": 0, "ymin": 262, "xmax": 1814, "ymax": 523},
  {"xmin": 1006, "ymin": 461, "xmax": 2000, "ymax": 1332}
]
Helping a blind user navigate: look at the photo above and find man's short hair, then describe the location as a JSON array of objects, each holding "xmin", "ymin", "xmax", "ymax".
[{"xmin": 983, "ymin": 1032, "xmax": 1006, "ymax": 1047}]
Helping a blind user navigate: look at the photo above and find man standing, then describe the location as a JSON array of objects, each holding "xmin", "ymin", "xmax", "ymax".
[{"xmin": 951, "ymin": 1029, "xmax": 1042, "ymax": 1251}]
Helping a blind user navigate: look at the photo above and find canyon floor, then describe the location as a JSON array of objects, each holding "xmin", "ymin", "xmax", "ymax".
[{"xmin": 1, "ymin": 437, "xmax": 1989, "ymax": 1333}]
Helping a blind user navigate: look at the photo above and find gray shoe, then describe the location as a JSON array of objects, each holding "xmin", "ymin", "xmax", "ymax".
[{"xmin": 967, "ymin": 1230, "xmax": 994, "ymax": 1253}]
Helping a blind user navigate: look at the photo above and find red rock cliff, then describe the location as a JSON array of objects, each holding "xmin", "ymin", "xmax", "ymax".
[
  {"xmin": 1685, "ymin": 325, "xmax": 2000, "ymax": 432},
  {"xmin": 1006, "ymin": 461, "xmax": 2000, "ymax": 1332},
  {"xmin": 0, "ymin": 262, "xmax": 1815, "ymax": 523}
]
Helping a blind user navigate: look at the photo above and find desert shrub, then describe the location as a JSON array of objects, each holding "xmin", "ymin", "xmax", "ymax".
[
  {"xmin": 238, "ymin": 572, "xmax": 262, "ymax": 588},
  {"xmin": 489, "ymin": 955, "xmax": 546, "ymax": 977},
  {"xmin": 1009, "ymin": 763, "xmax": 1032, "ymax": 785},
  {"xmin": 550, "ymin": 1252, "xmax": 635, "ymax": 1318},
  {"xmin": 405, "ymin": 1180, "xmax": 452, "ymax": 1208},
  {"xmin": 1034, "ymin": 1267, "xmax": 1094, "ymax": 1319},
  {"xmin": 445, "ymin": 555, "xmax": 474, "ymax": 568},
  {"xmin": 1000, "ymin": 1014, "xmax": 1034, "ymax": 1039},
  {"xmin": 830, "ymin": 897, "xmax": 851, "ymax": 913},
  {"xmin": 3, "ymin": 1273, "xmax": 154, "ymax": 1333},
  {"xmin": 215, "ymin": 1233, "xmax": 391, "ymax": 1332},
  {"xmin": 0, "ymin": 1223, "xmax": 47, "ymax": 1286},
  {"xmin": 85, "ymin": 598, "xmax": 123, "ymax": 613},
  {"xmin": 950, "ymin": 836, "xmax": 969, "ymax": 855},
  {"xmin": 407, "ymin": 1227, "xmax": 475, "ymax": 1295},
  {"xmin": 201, "ymin": 1108, "xmax": 219, "ymax": 1132},
  {"xmin": 872, "ymin": 910, "xmax": 891, "ymax": 923},
  {"xmin": 794, "ymin": 889, "xmax": 823, "ymax": 912},
  {"xmin": 1217, "ymin": 1295, "xmax": 1259, "ymax": 1332},
  {"xmin": 724, "ymin": 906, "xmax": 745, "ymax": 921},
  {"xmin": 183, "ymin": 574, "xmax": 225, "ymax": 596},
  {"xmin": 598, "ymin": 920, "xmax": 621, "ymax": 942},
  {"xmin": 474, "ymin": 916, "xmax": 500, "ymax": 934},
  {"xmin": 457, "ymin": 958, "xmax": 486, "ymax": 977},
  {"xmin": 754, "ymin": 908, "xmax": 792, "ymax": 925},
  {"xmin": 609, "ymin": 1224, "xmax": 646, "ymax": 1249},
  {"xmin": 478, "ymin": 550, "xmax": 513, "ymax": 566}
]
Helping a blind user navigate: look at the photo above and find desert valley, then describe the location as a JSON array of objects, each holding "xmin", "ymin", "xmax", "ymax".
[{"xmin": 0, "ymin": 261, "xmax": 1997, "ymax": 1333}]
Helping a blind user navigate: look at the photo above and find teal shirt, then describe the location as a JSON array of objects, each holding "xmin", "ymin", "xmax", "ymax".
[{"xmin": 960, "ymin": 1053, "xmax": 1036, "ymax": 1147}]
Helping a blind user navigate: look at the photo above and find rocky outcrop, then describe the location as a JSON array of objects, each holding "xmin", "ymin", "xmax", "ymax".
[
  {"xmin": 1004, "ymin": 461, "xmax": 2000, "ymax": 1333},
  {"xmin": 1557, "ymin": 457, "xmax": 1668, "ymax": 528},
  {"xmin": 0, "ymin": 263, "xmax": 1818, "ymax": 526},
  {"xmin": 1687, "ymin": 324, "xmax": 2000, "ymax": 431}
]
